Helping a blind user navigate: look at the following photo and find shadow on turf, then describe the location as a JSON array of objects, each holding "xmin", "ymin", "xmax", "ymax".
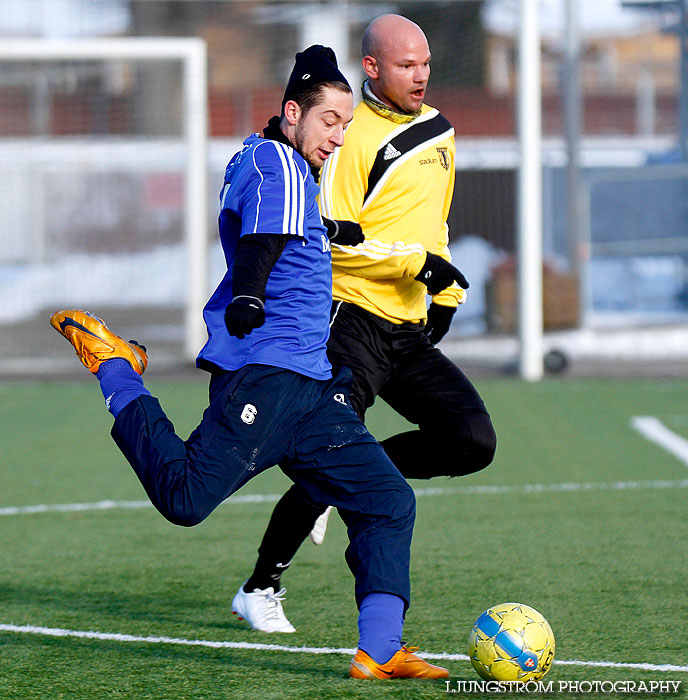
[
  {"xmin": 4, "ymin": 635, "xmax": 464, "ymax": 700},
  {"xmin": 0, "ymin": 582, "xmax": 266, "ymax": 635},
  {"xmin": 3, "ymin": 632, "xmax": 353, "ymax": 681}
]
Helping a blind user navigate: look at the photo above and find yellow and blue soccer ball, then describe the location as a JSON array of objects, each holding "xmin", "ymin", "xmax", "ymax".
[{"xmin": 468, "ymin": 602, "xmax": 555, "ymax": 682}]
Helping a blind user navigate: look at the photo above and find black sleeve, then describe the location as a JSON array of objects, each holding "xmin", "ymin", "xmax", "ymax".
[
  {"xmin": 232, "ymin": 233, "xmax": 288, "ymax": 300},
  {"xmin": 322, "ymin": 217, "xmax": 339, "ymax": 240},
  {"xmin": 321, "ymin": 217, "xmax": 365, "ymax": 246}
]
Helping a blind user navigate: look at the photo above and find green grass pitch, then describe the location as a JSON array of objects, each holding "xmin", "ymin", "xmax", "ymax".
[{"xmin": 1, "ymin": 375, "xmax": 687, "ymax": 699}]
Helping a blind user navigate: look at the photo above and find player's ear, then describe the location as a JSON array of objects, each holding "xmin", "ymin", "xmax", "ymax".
[
  {"xmin": 283, "ymin": 99, "xmax": 302, "ymax": 126},
  {"xmin": 362, "ymin": 55, "xmax": 379, "ymax": 81}
]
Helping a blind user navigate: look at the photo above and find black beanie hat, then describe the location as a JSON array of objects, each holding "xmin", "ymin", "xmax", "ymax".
[{"xmin": 282, "ymin": 44, "xmax": 350, "ymax": 107}]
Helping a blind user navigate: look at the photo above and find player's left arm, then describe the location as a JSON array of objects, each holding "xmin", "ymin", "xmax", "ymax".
[
  {"xmin": 428, "ymin": 237, "xmax": 468, "ymax": 307},
  {"xmin": 422, "ymin": 237, "xmax": 467, "ymax": 344}
]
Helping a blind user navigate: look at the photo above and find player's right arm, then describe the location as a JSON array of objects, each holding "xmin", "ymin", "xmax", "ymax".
[{"xmin": 225, "ymin": 234, "xmax": 286, "ymax": 338}]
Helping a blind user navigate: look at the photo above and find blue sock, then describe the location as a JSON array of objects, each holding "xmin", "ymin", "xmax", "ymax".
[
  {"xmin": 357, "ymin": 592, "xmax": 405, "ymax": 664},
  {"xmin": 95, "ymin": 359, "xmax": 150, "ymax": 418}
]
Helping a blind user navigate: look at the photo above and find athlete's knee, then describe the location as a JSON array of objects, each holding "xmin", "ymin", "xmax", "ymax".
[
  {"xmin": 369, "ymin": 472, "xmax": 416, "ymax": 527},
  {"xmin": 160, "ymin": 507, "xmax": 207, "ymax": 528},
  {"xmin": 415, "ymin": 413, "xmax": 496, "ymax": 478},
  {"xmin": 448, "ymin": 412, "xmax": 496, "ymax": 476},
  {"xmin": 151, "ymin": 497, "xmax": 214, "ymax": 527},
  {"xmin": 468, "ymin": 413, "xmax": 497, "ymax": 471}
]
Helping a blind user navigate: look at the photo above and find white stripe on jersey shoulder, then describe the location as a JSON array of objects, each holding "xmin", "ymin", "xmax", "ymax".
[
  {"xmin": 282, "ymin": 144, "xmax": 300, "ymax": 235},
  {"xmin": 277, "ymin": 142, "xmax": 306, "ymax": 236},
  {"xmin": 377, "ymin": 108, "xmax": 440, "ymax": 149},
  {"xmin": 272, "ymin": 143, "xmax": 296, "ymax": 235},
  {"xmin": 253, "ymin": 140, "xmax": 306, "ymax": 236},
  {"xmin": 361, "ymin": 126, "xmax": 454, "ymax": 213},
  {"xmin": 250, "ymin": 144, "xmax": 269, "ymax": 233},
  {"xmin": 253, "ymin": 138, "xmax": 307, "ymax": 179},
  {"xmin": 294, "ymin": 146, "xmax": 305, "ymax": 235}
]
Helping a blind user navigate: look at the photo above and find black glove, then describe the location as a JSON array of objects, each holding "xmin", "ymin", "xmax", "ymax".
[
  {"xmin": 415, "ymin": 251, "xmax": 469, "ymax": 295},
  {"xmin": 322, "ymin": 217, "xmax": 364, "ymax": 246},
  {"xmin": 424, "ymin": 302, "xmax": 457, "ymax": 344},
  {"xmin": 224, "ymin": 295, "xmax": 265, "ymax": 339}
]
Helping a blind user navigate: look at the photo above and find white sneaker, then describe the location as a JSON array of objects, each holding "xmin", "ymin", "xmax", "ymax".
[
  {"xmin": 231, "ymin": 583, "xmax": 296, "ymax": 633},
  {"xmin": 309, "ymin": 505, "xmax": 333, "ymax": 545}
]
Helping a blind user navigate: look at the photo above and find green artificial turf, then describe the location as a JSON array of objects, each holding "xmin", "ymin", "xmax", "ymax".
[{"xmin": 1, "ymin": 376, "xmax": 686, "ymax": 699}]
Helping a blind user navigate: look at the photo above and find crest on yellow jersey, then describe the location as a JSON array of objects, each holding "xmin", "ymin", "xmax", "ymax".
[{"xmin": 436, "ymin": 147, "xmax": 450, "ymax": 171}]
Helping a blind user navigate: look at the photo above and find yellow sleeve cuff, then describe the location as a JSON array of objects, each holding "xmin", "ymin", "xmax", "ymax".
[
  {"xmin": 432, "ymin": 286, "xmax": 467, "ymax": 306},
  {"xmin": 406, "ymin": 251, "xmax": 427, "ymax": 279}
]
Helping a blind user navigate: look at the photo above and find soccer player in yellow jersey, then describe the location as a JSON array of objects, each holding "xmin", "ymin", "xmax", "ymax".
[{"xmin": 232, "ymin": 15, "xmax": 497, "ymax": 647}]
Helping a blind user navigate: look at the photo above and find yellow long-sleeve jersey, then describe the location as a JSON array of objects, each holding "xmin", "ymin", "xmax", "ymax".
[{"xmin": 319, "ymin": 100, "xmax": 465, "ymax": 324}]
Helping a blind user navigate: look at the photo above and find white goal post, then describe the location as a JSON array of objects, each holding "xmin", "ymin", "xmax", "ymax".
[
  {"xmin": 0, "ymin": 37, "xmax": 209, "ymax": 361},
  {"xmin": 517, "ymin": 0, "xmax": 544, "ymax": 381}
]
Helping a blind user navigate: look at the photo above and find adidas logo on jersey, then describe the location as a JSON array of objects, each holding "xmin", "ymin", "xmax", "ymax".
[{"xmin": 383, "ymin": 143, "xmax": 401, "ymax": 160}]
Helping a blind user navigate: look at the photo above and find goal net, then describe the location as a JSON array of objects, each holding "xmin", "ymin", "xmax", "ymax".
[{"xmin": 0, "ymin": 38, "xmax": 208, "ymax": 371}]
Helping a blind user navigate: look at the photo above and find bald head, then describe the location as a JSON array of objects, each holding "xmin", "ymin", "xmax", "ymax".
[
  {"xmin": 362, "ymin": 14, "xmax": 428, "ymax": 60},
  {"xmin": 360, "ymin": 14, "xmax": 431, "ymax": 114}
]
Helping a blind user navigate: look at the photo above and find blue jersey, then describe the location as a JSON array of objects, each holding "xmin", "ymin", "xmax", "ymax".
[{"xmin": 197, "ymin": 134, "xmax": 333, "ymax": 380}]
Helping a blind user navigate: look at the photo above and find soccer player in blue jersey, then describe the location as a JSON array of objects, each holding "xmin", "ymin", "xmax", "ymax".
[{"xmin": 51, "ymin": 45, "xmax": 448, "ymax": 680}]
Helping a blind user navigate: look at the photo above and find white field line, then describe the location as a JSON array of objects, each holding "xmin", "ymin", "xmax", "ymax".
[
  {"xmin": 2, "ymin": 479, "xmax": 688, "ymax": 517},
  {"xmin": 631, "ymin": 416, "xmax": 688, "ymax": 467},
  {"xmin": 0, "ymin": 493, "xmax": 283, "ymax": 516},
  {"xmin": 1, "ymin": 623, "xmax": 687, "ymax": 673}
]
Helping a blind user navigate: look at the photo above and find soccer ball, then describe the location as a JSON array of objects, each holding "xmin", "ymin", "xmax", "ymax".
[{"xmin": 468, "ymin": 602, "xmax": 555, "ymax": 682}]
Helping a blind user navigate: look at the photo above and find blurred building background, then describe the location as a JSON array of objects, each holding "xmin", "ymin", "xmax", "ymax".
[{"xmin": 0, "ymin": 0, "xmax": 686, "ymax": 373}]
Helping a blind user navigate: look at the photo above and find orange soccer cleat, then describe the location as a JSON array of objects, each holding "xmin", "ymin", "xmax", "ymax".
[
  {"xmin": 349, "ymin": 645, "xmax": 449, "ymax": 680},
  {"xmin": 50, "ymin": 309, "xmax": 148, "ymax": 375}
]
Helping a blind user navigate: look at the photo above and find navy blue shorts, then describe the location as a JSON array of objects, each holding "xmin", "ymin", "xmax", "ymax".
[{"xmin": 111, "ymin": 364, "xmax": 415, "ymax": 607}]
